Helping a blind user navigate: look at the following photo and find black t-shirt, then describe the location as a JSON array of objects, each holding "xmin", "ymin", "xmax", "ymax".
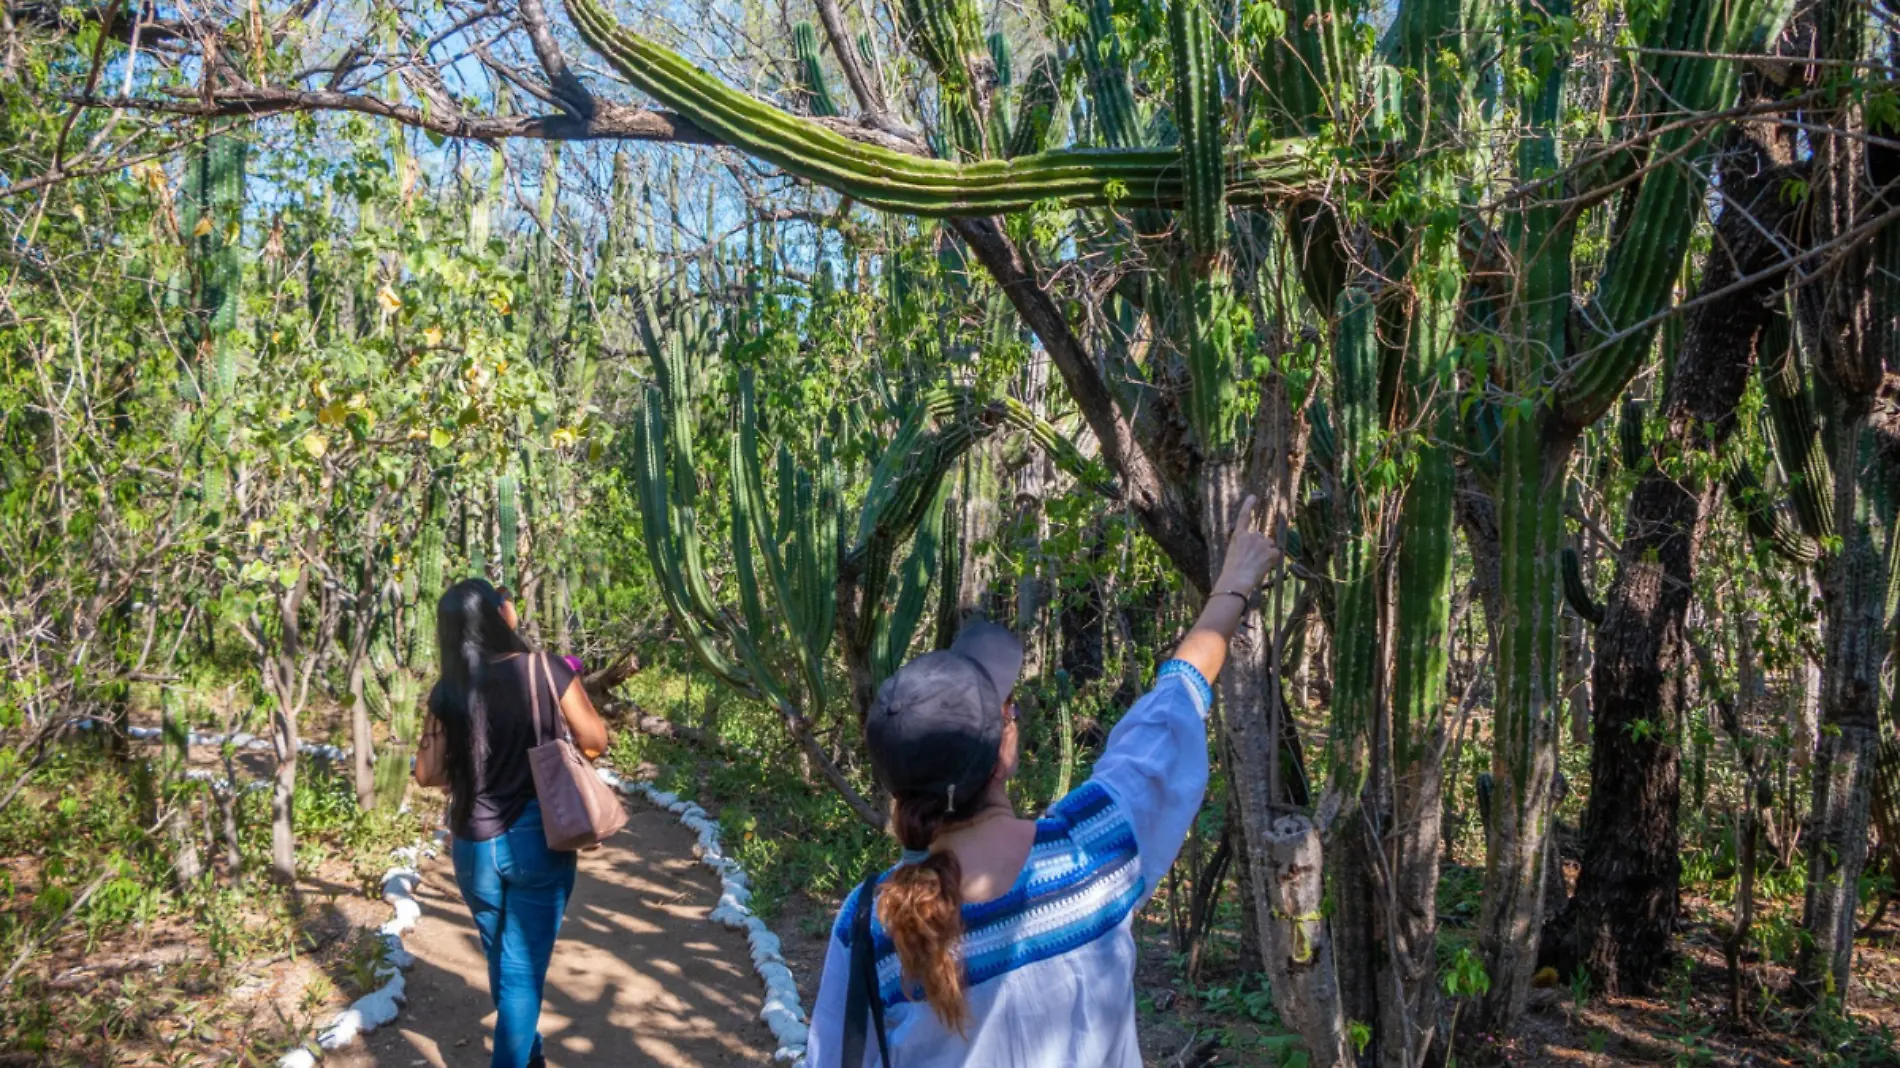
[{"xmin": 444, "ymin": 653, "xmax": 577, "ymax": 842}]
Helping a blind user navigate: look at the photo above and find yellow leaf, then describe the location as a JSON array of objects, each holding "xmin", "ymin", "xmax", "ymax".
[
  {"xmin": 550, "ymin": 427, "xmax": 577, "ymax": 448},
  {"xmin": 422, "ymin": 326, "xmax": 444, "ymax": 346},
  {"xmin": 246, "ymin": 520, "xmax": 265, "ymax": 543},
  {"xmin": 313, "ymin": 380, "xmax": 331, "ymax": 402},
  {"xmin": 316, "ymin": 402, "xmax": 347, "ymax": 426},
  {"xmin": 377, "ymin": 285, "xmax": 403, "ymax": 313},
  {"xmin": 71, "ymin": 204, "xmax": 86, "ymax": 225},
  {"xmin": 301, "ymin": 432, "xmax": 328, "ymax": 459},
  {"xmin": 192, "ymin": 216, "xmax": 214, "ymax": 238}
]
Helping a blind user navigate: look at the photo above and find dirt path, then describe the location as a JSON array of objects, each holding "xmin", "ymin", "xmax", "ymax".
[{"xmin": 331, "ymin": 805, "xmax": 775, "ymax": 1068}]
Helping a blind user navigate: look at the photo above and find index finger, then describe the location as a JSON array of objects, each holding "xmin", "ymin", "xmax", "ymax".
[{"xmin": 1232, "ymin": 494, "xmax": 1259, "ymax": 534}]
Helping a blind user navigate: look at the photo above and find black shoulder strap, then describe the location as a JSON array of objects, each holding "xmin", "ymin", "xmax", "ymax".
[{"xmin": 841, "ymin": 871, "xmax": 892, "ymax": 1068}]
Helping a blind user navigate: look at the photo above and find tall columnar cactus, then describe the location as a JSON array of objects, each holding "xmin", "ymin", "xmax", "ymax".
[
  {"xmin": 496, "ymin": 470, "xmax": 519, "ymax": 587},
  {"xmin": 1724, "ymin": 294, "xmax": 1897, "ymax": 993},
  {"xmin": 1472, "ymin": 0, "xmax": 1797, "ymax": 1031},
  {"xmin": 1326, "ymin": 287, "xmax": 1382, "ymax": 794},
  {"xmin": 896, "ymin": 0, "xmax": 988, "ymax": 156},
  {"xmin": 626, "ymin": 276, "xmax": 1102, "ymax": 826},
  {"xmin": 1077, "ymin": 0, "xmax": 1140, "ymax": 150},
  {"xmin": 188, "ymin": 133, "xmax": 247, "ymax": 520},
  {"xmin": 410, "ymin": 480, "xmax": 447, "ymax": 666}
]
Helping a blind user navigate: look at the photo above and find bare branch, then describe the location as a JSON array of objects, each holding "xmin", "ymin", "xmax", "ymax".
[{"xmin": 517, "ymin": 0, "xmax": 595, "ymax": 119}]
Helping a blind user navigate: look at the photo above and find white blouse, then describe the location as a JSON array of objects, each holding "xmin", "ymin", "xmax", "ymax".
[{"xmin": 803, "ymin": 661, "xmax": 1214, "ymax": 1067}]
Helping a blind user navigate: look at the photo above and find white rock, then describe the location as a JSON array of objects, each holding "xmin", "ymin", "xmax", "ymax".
[{"xmin": 276, "ymin": 1047, "xmax": 319, "ymax": 1068}]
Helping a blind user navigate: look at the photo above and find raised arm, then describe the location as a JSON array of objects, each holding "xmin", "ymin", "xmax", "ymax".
[
  {"xmin": 1172, "ymin": 494, "xmax": 1280, "ymax": 685},
  {"xmin": 1089, "ymin": 495, "xmax": 1280, "ymax": 894}
]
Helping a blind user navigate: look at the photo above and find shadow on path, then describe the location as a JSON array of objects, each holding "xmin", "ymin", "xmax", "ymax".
[{"xmin": 330, "ymin": 807, "xmax": 773, "ymax": 1068}]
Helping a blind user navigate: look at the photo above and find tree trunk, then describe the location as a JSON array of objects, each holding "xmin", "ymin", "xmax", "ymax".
[
  {"xmin": 349, "ymin": 653, "xmax": 375, "ymax": 810},
  {"xmin": 161, "ymin": 695, "xmax": 202, "ymax": 888},
  {"xmin": 270, "ymin": 694, "xmax": 299, "ymax": 885},
  {"xmin": 1204, "ymin": 450, "xmax": 1351, "ymax": 1064}
]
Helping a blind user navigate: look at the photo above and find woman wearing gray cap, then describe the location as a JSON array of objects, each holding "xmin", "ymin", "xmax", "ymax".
[{"xmin": 806, "ymin": 498, "xmax": 1280, "ymax": 1067}]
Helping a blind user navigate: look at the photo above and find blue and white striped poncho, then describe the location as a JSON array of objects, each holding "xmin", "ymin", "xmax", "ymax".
[{"xmin": 805, "ymin": 660, "xmax": 1214, "ymax": 1068}]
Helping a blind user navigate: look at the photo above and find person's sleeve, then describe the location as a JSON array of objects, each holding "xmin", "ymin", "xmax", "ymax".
[
  {"xmin": 546, "ymin": 653, "xmax": 578, "ymax": 697},
  {"xmin": 802, "ymin": 891, "xmax": 859, "ymax": 1068},
  {"xmin": 1086, "ymin": 659, "xmax": 1213, "ymax": 899}
]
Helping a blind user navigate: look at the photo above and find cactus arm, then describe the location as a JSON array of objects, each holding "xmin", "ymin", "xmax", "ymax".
[
  {"xmin": 1077, "ymin": 0, "xmax": 1142, "ymax": 150},
  {"xmin": 496, "ymin": 471, "xmax": 520, "ymax": 587},
  {"xmin": 1557, "ymin": 0, "xmax": 1797, "ymax": 428},
  {"xmin": 643, "ymin": 318, "xmax": 728, "ymax": 625},
  {"xmin": 934, "ymin": 485, "xmax": 966, "ymax": 649},
  {"xmin": 630, "ymin": 387, "xmax": 757, "ymax": 693},
  {"xmin": 1006, "ymin": 54, "xmax": 1064, "ymax": 159},
  {"xmin": 894, "ymin": 0, "xmax": 988, "ymax": 156},
  {"xmin": 873, "ymin": 479, "xmax": 952, "ymax": 681},
  {"xmin": 1560, "ymin": 545, "xmax": 1605, "ymax": 626},
  {"xmin": 736, "ymin": 371, "xmax": 834, "ymax": 705},
  {"xmin": 1259, "ymin": 0, "xmax": 1361, "ymax": 137},
  {"xmin": 994, "ymin": 396, "xmax": 1119, "ymax": 496},
  {"xmin": 562, "ymin": 0, "xmax": 1323, "ymax": 215},
  {"xmin": 726, "ymin": 433, "xmax": 802, "ymax": 713},
  {"xmin": 792, "ymin": 21, "xmax": 841, "ymax": 117},
  {"xmin": 1170, "ymin": 0, "xmax": 1224, "ymax": 261}
]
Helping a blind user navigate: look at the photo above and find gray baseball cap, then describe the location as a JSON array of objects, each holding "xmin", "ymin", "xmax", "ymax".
[{"xmin": 864, "ymin": 620, "xmax": 1024, "ymax": 810}]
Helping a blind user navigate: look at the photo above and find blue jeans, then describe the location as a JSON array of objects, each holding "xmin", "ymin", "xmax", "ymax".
[{"xmin": 451, "ymin": 801, "xmax": 578, "ymax": 1068}]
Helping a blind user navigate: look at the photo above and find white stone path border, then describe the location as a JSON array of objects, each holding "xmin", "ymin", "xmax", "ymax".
[
  {"xmin": 596, "ymin": 766, "xmax": 810, "ymax": 1064},
  {"xmin": 276, "ymin": 833, "xmax": 441, "ymax": 1068}
]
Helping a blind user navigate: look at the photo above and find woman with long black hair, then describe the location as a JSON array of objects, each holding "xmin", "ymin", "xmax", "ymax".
[
  {"xmin": 805, "ymin": 498, "xmax": 1280, "ymax": 1066},
  {"xmin": 414, "ymin": 578, "xmax": 609, "ymax": 1068}
]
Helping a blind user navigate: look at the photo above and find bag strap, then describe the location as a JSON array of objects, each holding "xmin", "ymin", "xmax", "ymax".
[
  {"xmin": 524, "ymin": 653, "xmax": 561, "ymax": 746},
  {"xmin": 841, "ymin": 871, "xmax": 892, "ymax": 1068}
]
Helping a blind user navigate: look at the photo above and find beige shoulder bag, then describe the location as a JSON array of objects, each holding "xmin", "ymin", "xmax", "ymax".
[{"xmin": 526, "ymin": 652, "xmax": 628, "ymax": 851}]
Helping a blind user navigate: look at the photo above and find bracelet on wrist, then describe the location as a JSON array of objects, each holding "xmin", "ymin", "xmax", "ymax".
[{"xmin": 1212, "ymin": 589, "xmax": 1253, "ymax": 610}]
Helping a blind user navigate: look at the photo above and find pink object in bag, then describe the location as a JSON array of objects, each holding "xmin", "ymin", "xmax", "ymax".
[{"xmin": 525, "ymin": 652, "xmax": 628, "ymax": 851}]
